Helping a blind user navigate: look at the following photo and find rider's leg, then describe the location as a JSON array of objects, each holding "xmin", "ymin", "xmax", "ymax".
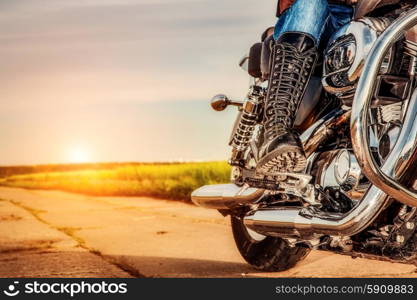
[{"xmin": 257, "ymin": 0, "xmax": 352, "ymax": 175}]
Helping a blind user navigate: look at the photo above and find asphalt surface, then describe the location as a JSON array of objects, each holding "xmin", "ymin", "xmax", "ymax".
[{"xmin": 0, "ymin": 187, "xmax": 417, "ymax": 278}]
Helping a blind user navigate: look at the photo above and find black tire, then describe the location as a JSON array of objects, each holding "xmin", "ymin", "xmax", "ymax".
[{"xmin": 231, "ymin": 215, "xmax": 310, "ymax": 272}]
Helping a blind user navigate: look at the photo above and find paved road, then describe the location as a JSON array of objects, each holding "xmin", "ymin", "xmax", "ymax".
[{"xmin": 0, "ymin": 187, "xmax": 416, "ymax": 278}]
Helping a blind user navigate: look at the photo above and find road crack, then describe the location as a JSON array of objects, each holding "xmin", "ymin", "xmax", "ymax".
[{"xmin": 5, "ymin": 199, "xmax": 146, "ymax": 278}]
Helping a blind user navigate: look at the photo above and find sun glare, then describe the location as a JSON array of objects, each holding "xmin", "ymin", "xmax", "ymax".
[{"xmin": 67, "ymin": 147, "xmax": 92, "ymax": 164}]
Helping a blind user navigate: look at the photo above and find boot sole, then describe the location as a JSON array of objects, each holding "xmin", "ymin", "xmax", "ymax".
[{"xmin": 256, "ymin": 146, "xmax": 307, "ymax": 176}]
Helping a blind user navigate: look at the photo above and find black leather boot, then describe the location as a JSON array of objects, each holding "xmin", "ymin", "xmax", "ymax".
[{"xmin": 257, "ymin": 32, "xmax": 318, "ymax": 176}]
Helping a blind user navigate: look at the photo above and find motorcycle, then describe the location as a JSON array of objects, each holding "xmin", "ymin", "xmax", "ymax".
[{"xmin": 191, "ymin": 3, "xmax": 417, "ymax": 271}]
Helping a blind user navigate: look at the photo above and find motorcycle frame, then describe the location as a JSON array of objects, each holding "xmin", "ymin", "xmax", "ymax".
[{"xmin": 192, "ymin": 8, "xmax": 417, "ymax": 240}]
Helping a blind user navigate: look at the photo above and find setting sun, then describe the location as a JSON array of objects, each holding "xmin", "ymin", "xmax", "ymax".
[{"xmin": 67, "ymin": 147, "xmax": 92, "ymax": 164}]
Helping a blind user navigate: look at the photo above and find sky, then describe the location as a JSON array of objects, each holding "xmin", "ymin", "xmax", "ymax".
[{"xmin": 0, "ymin": 0, "xmax": 275, "ymax": 165}]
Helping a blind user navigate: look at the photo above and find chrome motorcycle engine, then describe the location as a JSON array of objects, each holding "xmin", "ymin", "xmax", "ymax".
[{"xmin": 311, "ymin": 149, "xmax": 367, "ymax": 205}]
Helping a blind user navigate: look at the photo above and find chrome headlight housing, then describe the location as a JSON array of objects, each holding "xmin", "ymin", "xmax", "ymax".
[
  {"xmin": 323, "ymin": 18, "xmax": 393, "ymax": 96},
  {"xmin": 324, "ymin": 34, "xmax": 357, "ymax": 88}
]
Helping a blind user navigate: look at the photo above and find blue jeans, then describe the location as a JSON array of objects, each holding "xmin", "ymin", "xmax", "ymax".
[{"xmin": 274, "ymin": 0, "xmax": 353, "ymax": 50}]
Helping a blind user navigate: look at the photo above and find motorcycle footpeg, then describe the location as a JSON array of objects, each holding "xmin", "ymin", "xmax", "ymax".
[
  {"xmin": 242, "ymin": 170, "xmax": 313, "ymax": 190},
  {"xmin": 256, "ymin": 171, "xmax": 312, "ymax": 185},
  {"xmin": 243, "ymin": 177, "xmax": 281, "ymax": 190}
]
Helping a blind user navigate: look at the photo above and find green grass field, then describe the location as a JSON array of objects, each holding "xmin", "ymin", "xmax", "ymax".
[{"xmin": 0, "ymin": 162, "xmax": 231, "ymax": 202}]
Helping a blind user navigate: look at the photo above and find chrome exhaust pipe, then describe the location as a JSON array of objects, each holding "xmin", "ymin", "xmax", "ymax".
[
  {"xmin": 191, "ymin": 184, "xmax": 264, "ymax": 210},
  {"xmin": 245, "ymin": 9, "xmax": 417, "ymax": 238},
  {"xmin": 244, "ymin": 185, "xmax": 389, "ymax": 238}
]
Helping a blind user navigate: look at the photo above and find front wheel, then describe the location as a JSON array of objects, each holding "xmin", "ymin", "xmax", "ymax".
[{"xmin": 231, "ymin": 215, "xmax": 310, "ymax": 272}]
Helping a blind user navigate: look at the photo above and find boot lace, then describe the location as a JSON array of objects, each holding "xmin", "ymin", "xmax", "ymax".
[{"xmin": 264, "ymin": 42, "xmax": 317, "ymax": 140}]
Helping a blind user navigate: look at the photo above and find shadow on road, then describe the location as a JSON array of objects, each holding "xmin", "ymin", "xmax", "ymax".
[{"xmin": 112, "ymin": 255, "xmax": 255, "ymax": 278}]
